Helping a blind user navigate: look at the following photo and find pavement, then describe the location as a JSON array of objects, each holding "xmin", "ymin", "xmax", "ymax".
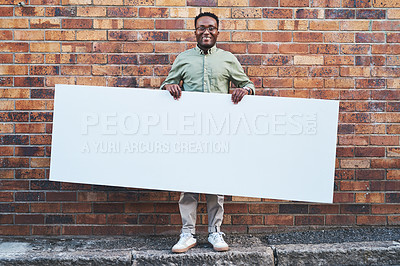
[{"xmin": 0, "ymin": 227, "xmax": 400, "ymax": 265}]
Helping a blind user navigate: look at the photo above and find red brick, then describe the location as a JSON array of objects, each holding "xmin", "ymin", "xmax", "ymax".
[
  {"xmin": 343, "ymin": 0, "xmax": 371, "ymax": 7},
  {"xmin": 333, "ymin": 193, "xmax": 354, "ymax": 203},
  {"xmin": 386, "ymin": 193, "xmax": 400, "ymax": 203},
  {"xmin": 232, "ymin": 215, "xmax": 263, "ymax": 225},
  {"xmin": 371, "ymin": 159, "xmax": 400, "ymax": 168},
  {"xmin": 335, "ymin": 170, "xmax": 355, "ymax": 180},
  {"xmin": 62, "ymin": 226, "xmax": 92, "ymax": 235},
  {"xmin": 325, "ymin": 9, "xmax": 355, "ymax": 19},
  {"xmin": 341, "ymin": 44, "xmax": 370, "ymax": 54},
  {"xmin": 387, "ymin": 33, "xmax": 400, "ymax": 43},
  {"xmin": 355, "ymin": 193, "xmax": 385, "ymax": 203},
  {"xmin": 370, "ymin": 136, "xmax": 399, "ymax": 146},
  {"xmin": 46, "ymin": 6, "xmax": 77, "ymax": 17},
  {"xmin": 371, "ymin": 181, "xmax": 400, "ymax": 191},
  {"xmin": 263, "ymin": 8, "xmax": 292, "ymax": 18},
  {"xmin": 388, "ymin": 216, "xmax": 400, "ymax": 225},
  {"xmin": 63, "ymin": 203, "xmax": 91, "ymax": 213},
  {"xmin": 326, "ymin": 215, "xmax": 355, "ymax": 225},
  {"xmin": 93, "ymin": 203, "xmax": 124, "ymax": 213},
  {"xmin": 15, "ymin": 214, "xmax": 45, "ymax": 224},
  {"xmin": 263, "ymin": 78, "xmax": 293, "ymax": 88},
  {"xmin": 372, "ymin": 205, "xmax": 400, "ymax": 214},
  {"xmin": 0, "ymin": 226, "xmax": 30, "ymax": 236},
  {"xmin": 295, "ymin": 216, "xmax": 324, "ymax": 225},
  {"xmin": 280, "ymin": 0, "xmax": 308, "ymax": 6},
  {"xmin": 32, "ymin": 226, "xmax": 61, "ymax": 236},
  {"xmin": 265, "ymin": 215, "xmax": 293, "ymax": 225},
  {"xmin": 354, "ymin": 147, "xmax": 385, "ymax": 157},
  {"xmin": 31, "ymin": 203, "xmax": 61, "ymax": 213},
  {"xmin": 356, "ymin": 33, "xmax": 385, "ymax": 43},
  {"xmin": 232, "ymin": 31, "xmax": 261, "ymax": 42},
  {"xmin": 249, "ymin": 0, "xmax": 277, "ymax": 5},
  {"xmin": 310, "ymin": 67, "xmax": 339, "ymax": 77},
  {"xmin": 139, "ymin": 7, "xmax": 168, "ymax": 18},
  {"xmin": 293, "ymin": 32, "xmax": 323, "ymax": 42},
  {"xmin": 15, "ymin": 169, "xmax": 45, "ymax": 179},
  {"xmin": 279, "ymin": 43, "xmax": 308, "ymax": 54},
  {"xmin": 310, "ymin": 44, "xmax": 339, "ymax": 54},
  {"xmin": 295, "ymin": 8, "xmax": 320, "ymax": 18},
  {"xmin": 47, "ymin": 192, "xmax": 76, "ymax": 202},
  {"xmin": 294, "ymin": 78, "xmax": 323, "ymax": 88}
]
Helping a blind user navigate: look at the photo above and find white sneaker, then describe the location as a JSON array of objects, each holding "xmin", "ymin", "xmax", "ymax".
[
  {"xmin": 171, "ymin": 233, "xmax": 197, "ymax": 253},
  {"xmin": 208, "ymin": 232, "xmax": 229, "ymax": 252}
]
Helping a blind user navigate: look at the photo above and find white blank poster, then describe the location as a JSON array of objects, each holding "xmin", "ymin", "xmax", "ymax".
[{"xmin": 50, "ymin": 84, "xmax": 339, "ymax": 203}]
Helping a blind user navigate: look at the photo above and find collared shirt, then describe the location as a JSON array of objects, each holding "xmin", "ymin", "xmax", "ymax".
[{"xmin": 160, "ymin": 45, "xmax": 255, "ymax": 94}]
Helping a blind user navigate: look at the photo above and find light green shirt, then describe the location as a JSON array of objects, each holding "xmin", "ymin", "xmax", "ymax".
[{"xmin": 160, "ymin": 45, "xmax": 255, "ymax": 94}]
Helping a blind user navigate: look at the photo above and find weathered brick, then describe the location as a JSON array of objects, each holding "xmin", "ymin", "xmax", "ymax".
[
  {"xmin": 0, "ymin": 31, "xmax": 12, "ymax": 40},
  {"xmin": 357, "ymin": 9, "xmax": 386, "ymax": 19},
  {"xmin": 281, "ymin": 0, "xmax": 309, "ymax": 6},
  {"xmin": 262, "ymin": 32, "xmax": 292, "ymax": 42},
  {"xmin": 31, "ymin": 18, "xmax": 60, "ymax": 29},
  {"xmin": 324, "ymin": 33, "xmax": 354, "ymax": 43},
  {"xmin": 155, "ymin": 19, "xmax": 184, "ymax": 29},
  {"xmin": 341, "ymin": 20, "xmax": 370, "ymax": 31},
  {"xmin": 46, "ymin": 7, "xmax": 77, "ymax": 17},
  {"xmin": 232, "ymin": 8, "xmax": 262, "ymax": 18},
  {"xmin": 0, "ymin": 19, "xmax": 29, "ymax": 29},
  {"xmin": 343, "ymin": 0, "xmax": 372, "ymax": 7},
  {"xmin": 263, "ymin": 8, "xmax": 292, "ymax": 18},
  {"xmin": 139, "ymin": 7, "xmax": 168, "ymax": 18},
  {"xmin": 373, "ymin": 0, "xmax": 400, "ymax": 7},
  {"xmin": 325, "ymin": 9, "xmax": 355, "ymax": 19},
  {"xmin": 295, "ymin": 8, "xmax": 322, "ymax": 19},
  {"xmin": 77, "ymin": 7, "xmax": 106, "ymax": 17},
  {"xmin": 356, "ymin": 33, "xmax": 385, "ymax": 43},
  {"xmin": 355, "ymin": 169, "xmax": 385, "ymax": 179},
  {"xmin": 388, "ymin": 9, "xmax": 400, "ymax": 18},
  {"xmin": 279, "ymin": 20, "xmax": 308, "ymax": 31},
  {"xmin": 279, "ymin": 43, "xmax": 308, "ymax": 54},
  {"xmin": 356, "ymin": 193, "xmax": 385, "ymax": 203},
  {"xmin": 138, "ymin": 31, "xmax": 168, "ymax": 41},
  {"xmin": 357, "ymin": 216, "xmax": 386, "ymax": 225},
  {"xmin": 62, "ymin": 19, "xmax": 92, "ymax": 29},
  {"xmin": 310, "ymin": 44, "xmax": 339, "ymax": 54}
]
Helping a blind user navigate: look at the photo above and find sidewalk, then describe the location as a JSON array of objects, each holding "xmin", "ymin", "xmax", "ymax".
[{"xmin": 0, "ymin": 228, "xmax": 399, "ymax": 265}]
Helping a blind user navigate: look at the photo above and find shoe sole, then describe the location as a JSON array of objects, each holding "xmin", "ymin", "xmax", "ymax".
[
  {"xmin": 171, "ymin": 242, "xmax": 196, "ymax": 253},
  {"xmin": 213, "ymin": 246, "xmax": 229, "ymax": 252}
]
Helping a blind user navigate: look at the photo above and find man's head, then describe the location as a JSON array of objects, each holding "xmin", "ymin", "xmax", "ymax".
[{"xmin": 194, "ymin": 12, "xmax": 219, "ymax": 52}]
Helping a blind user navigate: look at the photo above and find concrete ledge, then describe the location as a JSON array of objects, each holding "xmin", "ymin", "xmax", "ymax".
[
  {"xmin": 274, "ymin": 240, "xmax": 400, "ymax": 265},
  {"xmin": 132, "ymin": 247, "xmax": 274, "ymax": 266}
]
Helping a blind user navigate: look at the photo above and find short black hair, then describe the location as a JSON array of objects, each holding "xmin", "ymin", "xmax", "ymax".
[{"xmin": 195, "ymin": 12, "xmax": 219, "ymax": 28}]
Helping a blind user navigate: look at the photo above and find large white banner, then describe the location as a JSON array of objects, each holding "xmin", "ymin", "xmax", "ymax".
[{"xmin": 50, "ymin": 85, "xmax": 339, "ymax": 203}]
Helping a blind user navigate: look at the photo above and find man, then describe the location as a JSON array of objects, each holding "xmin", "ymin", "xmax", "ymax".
[{"xmin": 160, "ymin": 12, "xmax": 255, "ymax": 253}]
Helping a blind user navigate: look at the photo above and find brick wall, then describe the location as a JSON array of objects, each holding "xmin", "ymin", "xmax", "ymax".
[{"xmin": 1, "ymin": 0, "xmax": 400, "ymax": 236}]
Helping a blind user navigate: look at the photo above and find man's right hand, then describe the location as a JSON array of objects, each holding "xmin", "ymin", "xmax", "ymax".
[{"xmin": 164, "ymin": 84, "xmax": 182, "ymax": 100}]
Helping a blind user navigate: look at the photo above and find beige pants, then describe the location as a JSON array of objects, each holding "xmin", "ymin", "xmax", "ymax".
[{"xmin": 179, "ymin": 192, "xmax": 224, "ymax": 234}]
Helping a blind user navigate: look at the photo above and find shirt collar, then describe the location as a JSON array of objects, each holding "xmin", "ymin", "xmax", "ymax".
[{"xmin": 195, "ymin": 45, "xmax": 217, "ymax": 55}]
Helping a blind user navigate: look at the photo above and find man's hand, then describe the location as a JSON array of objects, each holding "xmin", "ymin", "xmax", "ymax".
[
  {"xmin": 164, "ymin": 84, "xmax": 182, "ymax": 100},
  {"xmin": 231, "ymin": 87, "xmax": 249, "ymax": 104}
]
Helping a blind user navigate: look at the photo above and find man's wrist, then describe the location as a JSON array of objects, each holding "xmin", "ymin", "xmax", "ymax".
[{"xmin": 243, "ymin": 87, "xmax": 251, "ymax": 95}]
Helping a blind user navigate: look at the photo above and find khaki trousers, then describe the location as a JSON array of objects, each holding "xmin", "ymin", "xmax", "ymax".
[{"xmin": 179, "ymin": 192, "xmax": 224, "ymax": 234}]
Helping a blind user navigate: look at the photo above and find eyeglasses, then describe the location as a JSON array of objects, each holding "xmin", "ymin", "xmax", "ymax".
[{"xmin": 196, "ymin": 26, "xmax": 218, "ymax": 33}]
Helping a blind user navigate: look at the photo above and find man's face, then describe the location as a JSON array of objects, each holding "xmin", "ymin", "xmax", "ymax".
[{"xmin": 195, "ymin": 16, "xmax": 219, "ymax": 51}]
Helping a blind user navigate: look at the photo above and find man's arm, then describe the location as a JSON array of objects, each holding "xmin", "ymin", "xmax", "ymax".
[
  {"xmin": 160, "ymin": 56, "xmax": 184, "ymax": 100},
  {"xmin": 228, "ymin": 55, "xmax": 255, "ymax": 104}
]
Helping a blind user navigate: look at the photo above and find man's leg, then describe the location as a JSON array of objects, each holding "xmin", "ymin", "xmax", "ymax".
[
  {"xmin": 179, "ymin": 192, "xmax": 199, "ymax": 234},
  {"xmin": 206, "ymin": 194, "xmax": 229, "ymax": 252},
  {"xmin": 206, "ymin": 194, "xmax": 224, "ymax": 233},
  {"xmin": 172, "ymin": 192, "xmax": 198, "ymax": 253}
]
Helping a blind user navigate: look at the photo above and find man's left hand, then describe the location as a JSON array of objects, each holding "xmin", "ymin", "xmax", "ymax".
[{"xmin": 231, "ymin": 87, "xmax": 249, "ymax": 104}]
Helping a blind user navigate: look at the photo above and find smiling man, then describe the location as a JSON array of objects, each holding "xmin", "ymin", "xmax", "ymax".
[{"xmin": 160, "ymin": 12, "xmax": 255, "ymax": 253}]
